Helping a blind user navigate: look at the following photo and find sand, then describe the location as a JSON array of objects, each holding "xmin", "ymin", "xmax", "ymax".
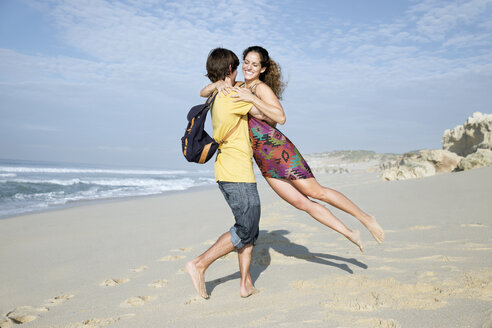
[{"xmin": 0, "ymin": 167, "xmax": 491, "ymax": 328}]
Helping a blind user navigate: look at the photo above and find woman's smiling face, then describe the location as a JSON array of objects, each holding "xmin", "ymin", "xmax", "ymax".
[{"xmin": 242, "ymin": 51, "xmax": 266, "ymax": 81}]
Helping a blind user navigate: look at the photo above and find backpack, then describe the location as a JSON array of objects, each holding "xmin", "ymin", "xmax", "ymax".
[{"xmin": 181, "ymin": 92, "xmax": 242, "ymax": 164}]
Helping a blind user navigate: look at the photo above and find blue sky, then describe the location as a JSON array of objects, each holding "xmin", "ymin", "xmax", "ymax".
[{"xmin": 1, "ymin": 0, "xmax": 491, "ymax": 169}]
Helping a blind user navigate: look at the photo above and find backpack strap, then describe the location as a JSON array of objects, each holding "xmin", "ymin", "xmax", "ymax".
[
  {"xmin": 198, "ymin": 143, "xmax": 213, "ymax": 164},
  {"xmin": 206, "ymin": 91, "xmax": 218, "ymax": 106},
  {"xmin": 208, "ymin": 89, "xmax": 243, "ymax": 145},
  {"xmin": 217, "ymin": 116, "xmax": 243, "ymax": 144}
]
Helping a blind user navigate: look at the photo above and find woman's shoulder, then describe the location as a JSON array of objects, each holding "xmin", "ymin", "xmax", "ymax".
[{"xmin": 254, "ymin": 81, "xmax": 274, "ymax": 94}]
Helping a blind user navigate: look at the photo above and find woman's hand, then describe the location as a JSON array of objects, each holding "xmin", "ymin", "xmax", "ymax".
[
  {"xmin": 216, "ymin": 80, "xmax": 232, "ymax": 96},
  {"xmin": 231, "ymin": 87, "xmax": 255, "ymax": 103},
  {"xmin": 200, "ymin": 79, "xmax": 232, "ymax": 97}
]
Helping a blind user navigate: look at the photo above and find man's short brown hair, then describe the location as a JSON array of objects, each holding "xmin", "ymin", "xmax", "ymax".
[{"xmin": 206, "ymin": 48, "xmax": 239, "ymax": 82}]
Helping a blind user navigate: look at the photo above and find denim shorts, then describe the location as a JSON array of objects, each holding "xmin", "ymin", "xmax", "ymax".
[{"xmin": 218, "ymin": 181, "xmax": 261, "ymax": 250}]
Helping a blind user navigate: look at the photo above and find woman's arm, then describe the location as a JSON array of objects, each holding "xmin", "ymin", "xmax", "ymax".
[
  {"xmin": 249, "ymin": 106, "xmax": 276, "ymax": 125},
  {"xmin": 199, "ymin": 78, "xmax": 236, "ymax": 97},
  {"xmin": 232, "ymin": 83, "xmax": 286, "ymax": 125},
  {"xmin": 199, "ymin": 81, "xmax": 226, "ymax": 97}
]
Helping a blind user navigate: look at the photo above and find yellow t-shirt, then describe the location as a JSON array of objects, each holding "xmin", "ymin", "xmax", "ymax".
[{"xmin": 212, "ymin": 92, "xmax": 255, "ymax": 182}]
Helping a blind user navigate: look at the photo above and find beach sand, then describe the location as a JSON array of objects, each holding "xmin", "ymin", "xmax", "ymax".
[{"xmin": 1, "ymin": 167, "xmax": 491, "ymax": 328}]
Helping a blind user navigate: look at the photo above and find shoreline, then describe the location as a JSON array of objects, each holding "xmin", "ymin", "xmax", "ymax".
[
  {"xmin": 0, "ymin": 167, "xmax": 374, "ymax": 221},
  {"xmin": 0, "ymin": 181, "xmax": 217, "ymax": 221}
]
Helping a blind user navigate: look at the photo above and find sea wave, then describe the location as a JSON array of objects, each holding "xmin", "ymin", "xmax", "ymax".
[
  {"xmin": 0, "ymin": 160, "xmax": 215, "ymax": 218},
  {"xmin": 0, "ymin": 177, "xmax": 215, "ymax": 189},
  {"xmin": 0, "ymin": 173, "xmax": 16, "ymax": 178},
  {"xmin": 0, "ymin": 166, "xmax": 188, "ymax": 175}
]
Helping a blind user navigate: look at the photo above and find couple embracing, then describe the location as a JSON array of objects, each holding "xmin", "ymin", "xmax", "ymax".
[{"xmin": 186, "ymin": 46, "xmax": 384, "ymax": 299}]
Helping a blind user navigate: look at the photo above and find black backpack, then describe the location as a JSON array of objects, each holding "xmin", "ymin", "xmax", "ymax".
[{"xmin": 181, "ymin": 93, "xmax": 242, "ymax": 164}]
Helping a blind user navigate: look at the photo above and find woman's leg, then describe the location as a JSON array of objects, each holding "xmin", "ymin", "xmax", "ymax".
[
  {"xmin": 266, "ymin": 177, "xmax": 363, "ymax": 251},
  {"xmin": 290, "ymin": 178, "xmax": 384, "ymax": 243}
]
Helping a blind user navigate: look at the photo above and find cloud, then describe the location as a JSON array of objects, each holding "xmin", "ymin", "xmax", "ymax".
[
  {"xmin": 96, "ymin": 145, "xmax": 132, "ymax": 152},
  {"xmin": 20, "ymin": 124, "xmax": 60, "ymax": 132},
  {"xmin": 408, "ymin": 0, "xmax": 492, "ymax": 41},
  {"xmin": 1, "ymin": 0, "xmax": 492, "ymax": 165}
]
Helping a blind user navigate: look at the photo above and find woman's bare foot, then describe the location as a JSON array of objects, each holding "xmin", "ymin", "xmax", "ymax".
[
  {"xmin": 186, "ymin": 260, "xmax": 209, "ymax": 299},
  {"xmin": 364, "ymin": 215, "xmax": 385, "ymax": 243},
  {"xmin": 347, "ymin": 230, "xmax": 364, "ymax": 252}
]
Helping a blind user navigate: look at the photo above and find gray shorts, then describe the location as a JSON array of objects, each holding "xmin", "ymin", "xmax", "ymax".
[{"xmin": 218, "ymin": 181, "xmax": 261, "ymax": 250}]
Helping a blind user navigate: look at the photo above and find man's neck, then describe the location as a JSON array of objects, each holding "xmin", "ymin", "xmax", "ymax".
[{"xmin": 224, "ymin": 76, "xmax": 235, "ymax": 87}]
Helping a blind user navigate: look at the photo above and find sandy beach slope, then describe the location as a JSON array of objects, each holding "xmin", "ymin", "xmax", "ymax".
[{"xmin": 1, "ymin": 167, "xmax": 491, "ymax": 328}]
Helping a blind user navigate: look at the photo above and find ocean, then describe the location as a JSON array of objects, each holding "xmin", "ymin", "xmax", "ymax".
[{"xmin": 0, "ymin": 159, "xmax": 215, "ymax": 219}]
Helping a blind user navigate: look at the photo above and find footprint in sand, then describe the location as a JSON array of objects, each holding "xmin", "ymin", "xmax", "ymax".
[
  {"xmin": 291, "ymin": 280, "xmax": 317, "ymax": 290},
  {"xmin": 132, "ymin": 266, "xmax": 149, "ymax": 272},
  {"xmin": 415, "ymin": 255, "xmax": 465, "ymax": 262},
  {"xmin": 2, "ymin": 295, "xmax": 73, "ymax": 327},
  {"xmin": 44, "ymin": 294, "xmax": 75, "ymax": 306},
  {"xmin": 184, "ymin": 296, "xmax": 203, "ymax": 305},
  {"xmin": 120, "ymin": 296, "xmax": 157, "ymax": 308},
  {"xmin": 410, "ymin": 225, "xmax": 437, "ymax": 231},
  {"xmin": 158, "ymin": 255, "xmax": 186, "ymax": 262},
  {"xmin": 148, "ymin": 279, "xmax": 168, "ymax": 288},
  {"xmin": 0, "ymin": 318, "xmax": 13, "ymax": 328},
  {"xmin": 100, "ymin": 278, "xmax": 130, "ymax": 287},
  {"xmin": 64, "ymin": 314, "xmax": 135, "ymax": 328},
  {"xmin": 374, "ymin": 266, "xmax": 405, "ymax": 273},
  {"xmin": 5, "ymin": 306, "xmax": 48, "ymax": 324},
  {"xmin": 357, "ymin": 318, "xmax": 401, "ymax": 328},
  {"xmin": 417, "ymin": 271, "xmax": 439, "ymax": 282},
  {"xmin": 461, "ymin": 223, "xmax": 487, "ymax": 228},
  {"xmin": 172, "ymin": 247, "xmax": 193, "ymax": 252}
]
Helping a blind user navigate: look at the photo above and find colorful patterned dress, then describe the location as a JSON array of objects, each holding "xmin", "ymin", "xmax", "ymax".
[
  {"xmin": 248, "ymin": 112, "xmax": 314, "ymax": 180},
  {"xmin": 238, "ymin": 82, "xmax": 313, "ymax": 180}
]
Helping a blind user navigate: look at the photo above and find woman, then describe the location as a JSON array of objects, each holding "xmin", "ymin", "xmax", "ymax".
[{"xmin": 201, "ymin": 46, "xmax": 384, "ymax": 251}]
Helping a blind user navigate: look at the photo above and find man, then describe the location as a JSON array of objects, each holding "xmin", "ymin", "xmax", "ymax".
[{"xmin": 186, "ymin": 48, "xmax": 260, "ymax": 299}]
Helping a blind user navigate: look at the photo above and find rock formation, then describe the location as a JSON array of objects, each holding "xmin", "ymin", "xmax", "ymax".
[
  {"xmin": 458, "ymin": 148, "xmax": 492, "ymax": 171},
  {"xmin": 382, "ymin": 112, "xmax": 491, "ymax": 181},
  {"xmin": 442, "ymin": 112, "xmax": 492, "ymax": 156},
  {"xmin": 381, "ymin": 150, "xmax": 462, "ymax": 181},
  {"xmin": 303, "ymin": 150, "xmax": 398, "ymax": 174}
]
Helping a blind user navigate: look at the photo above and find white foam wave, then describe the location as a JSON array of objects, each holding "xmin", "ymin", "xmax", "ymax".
[
  {"xmin": 0, "ymin": 166, "xmax": 188, "ymax": 175},
  {"xmin": 3, "ymin": 177, "xmax": 213, "ymax": 190},
  {"xmin": 0, "ymin": 163, "xmax": 215, "ymax": 218},
  {"xmin": 9, "ymin": 178, "xmax": 83, "ymax": 186},
  {"xmin": 7, "ymin": 178, "xmax": 212, "ymax": 208}
]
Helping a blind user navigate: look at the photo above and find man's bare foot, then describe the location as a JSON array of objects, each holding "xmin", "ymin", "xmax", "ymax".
[
  {"xmin": 364, "ymin": 215, "xmax": 385, "ymax": 243},
  {"xmin": 186, "ymin": 260, "xmax": 209, "ymax": 299},
  {"xmin": 240, "ymin": 285, "xmax": 260, "ymax": 298},
  {"xmin": 347, "ymin": 230, "xmax": 364, "ymax": 252}
]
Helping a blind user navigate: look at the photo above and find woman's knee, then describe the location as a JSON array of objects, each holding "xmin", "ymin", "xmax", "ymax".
[
  {"xmin": 288, "ymin": 196, "xmax": 312, "ymax": 211},
  {"xmin": 302, "ymin": 187, "xmax": 325, "ymax": 200},
  {"xmin": 292, "ymin": 179, "xmax": 323, "ymax": 200}
]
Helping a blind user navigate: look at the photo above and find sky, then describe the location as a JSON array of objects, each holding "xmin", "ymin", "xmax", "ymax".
[{"xmin": 0, "ymin": 0, "xmax": 491, "ymax": 170}]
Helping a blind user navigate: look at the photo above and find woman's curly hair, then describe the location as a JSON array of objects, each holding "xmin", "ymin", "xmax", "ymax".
[{"xmin": 243, "ymin": 46, "xmax": 286, "ymax": 99}]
